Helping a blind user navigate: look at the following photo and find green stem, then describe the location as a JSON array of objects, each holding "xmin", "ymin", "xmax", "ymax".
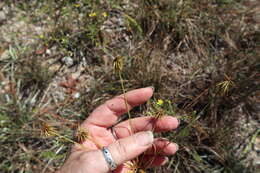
[
  {"xmin": 52, "ymin": 131, "xmax": 79, "ymax": 145},
  {"xmin": 51, "ymin": 131, "xmax": 91, "ymax": 151},
  {"xmin": 119, "ymin": 71, "xmax": 133, "ymax": 135}
]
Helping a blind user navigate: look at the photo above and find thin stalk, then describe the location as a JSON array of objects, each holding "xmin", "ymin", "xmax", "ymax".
[
  {"xmin": 50, "ymin": 131, "xmax": 92, "ymax": 151},
  {"xmin": 51, "ymin": 131, "xmax": 78, "ymax": 145},
  {"xmin": 118, "ymin": 71, "xmax": 133, "ymax": 135}
]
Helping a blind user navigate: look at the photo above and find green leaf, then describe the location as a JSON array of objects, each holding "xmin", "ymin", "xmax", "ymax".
[
  {"xmin": 178, "ymin": 127, "xmax": 190, "ymax": 138},
  {"xmin": 192, "ymin": 151, "xmax": 203, "ymax": 163},
  {"xmin": 124, "ymin": 14, "xmax": 143, "ymax": 37},
  {"xmin": 40, "ymin": 150, "xmax": 56, "ymax": 159}
]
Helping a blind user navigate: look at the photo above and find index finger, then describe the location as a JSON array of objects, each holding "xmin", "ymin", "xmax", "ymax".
[{"xmin": 83, "ymin": 87, "xmax": 154, "ymax": 128}]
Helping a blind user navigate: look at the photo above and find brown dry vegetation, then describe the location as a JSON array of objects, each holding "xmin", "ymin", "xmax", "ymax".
[{"xmin": 0, "ymin": 0, "xmax": 259, "ymax": 173}]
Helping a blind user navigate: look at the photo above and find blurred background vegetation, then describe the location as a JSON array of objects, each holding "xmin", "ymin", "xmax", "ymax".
[{"xmin": 0, "ymin": 0, "xmax": 259, "ymax": 172}]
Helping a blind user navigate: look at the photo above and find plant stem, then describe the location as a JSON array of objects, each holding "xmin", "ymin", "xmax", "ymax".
[
  {"xmin": 51, "ymin": 131, "xmax": 91, "ymax": 151},
  {"xmin": 119, "ymin": 71, "xmax": 133, "ymax": 135}
]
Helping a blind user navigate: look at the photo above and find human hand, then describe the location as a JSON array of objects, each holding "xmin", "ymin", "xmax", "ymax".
[{"xmin": 59, "ymin": 87, "xmax": 179, "ymax": 173}]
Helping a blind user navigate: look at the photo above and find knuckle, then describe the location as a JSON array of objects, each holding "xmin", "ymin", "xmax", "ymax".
[{"xmin": 115, "ymin": 140, "xmax": 128, "ymax": 161}]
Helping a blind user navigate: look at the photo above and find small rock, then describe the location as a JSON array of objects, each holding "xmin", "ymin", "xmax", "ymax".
[
  {"xmin": 49, "ymin": 64, "xmax": 61, "ymax": 72},
  {"xmin": 46, "ymin": 49, "xmax": 51, "ymax": 55},
  {"xmin": 0, "ymin": 11, "xmax": 6, "ymax": 21},
  {"xmin": 0, "ymin": 50, "xmax": 9, "ymax": 60},
  {"xmin": 73, "ymin": 92, "xmax": 80, "ymax": 99},
  {"xmin": 71, "ymin": 72, "xmax": 81, "ymax": 79},
  {"xmin": 103, "ymin": 20, "xmax": 113, "ymax": 26},
  {"xmin": 104, "ymin": 28, "xmax": 113, "ymax": 33},
  {"xmin": 0, "ymin": 3, "xmax": 4, "ymax": 9},
  {"xmin": 34, "ymin": 26, "xmax": 44, "ymax": 34},
  {"xmin": 61, "ymin": 56, "xmax": 74, "ymax": 66},
  {"xmin": 118, "ymin": 18, "xmax": 125, "ymax": 26},
  {"xmin": 82, "ymin": 57, "xmax": 87, "ymax": 66},
  {"xmin": 110, "ymin": 17, "xmax": 119, "ymax": 24}
]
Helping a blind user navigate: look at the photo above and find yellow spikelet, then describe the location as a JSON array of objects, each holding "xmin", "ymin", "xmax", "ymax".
[
  {"xmin": 125, "ymin": 159, "xmax": 146, "ymax": 173},
  {"xmin": 217, "ymin": 74, "xmax": 235, "ymax": 95},
  {"xmin": 75, "ymin": 127, "xmax": 90, "ymax": 143},
  {"xmin": 41, "ymin": 122, "xmax": 56, "ymax": 137},
  {"xmin": 113, "ymin": 56, "xmax": 124, "ymax": 73}
]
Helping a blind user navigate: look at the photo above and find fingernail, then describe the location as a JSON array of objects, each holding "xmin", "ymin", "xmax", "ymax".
[
  {"xmin": 174, "ymin": 143, "xmax": 179, "ymax": 151},
  {"xmin": 136, "ymin": 131, "xmax": 154, "ymax": 146},
  {"xmin": 147, "ymin": 86, "xmax": 154, "ymax": 91}
]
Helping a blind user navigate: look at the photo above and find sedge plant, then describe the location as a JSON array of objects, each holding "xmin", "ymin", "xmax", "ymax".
[{"xmin": 41, "ymin": 122, "xmax": 101, "ymax": 152}]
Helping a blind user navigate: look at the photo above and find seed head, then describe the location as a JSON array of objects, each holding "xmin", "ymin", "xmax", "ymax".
[
  {"xmin": 217, "ymin": 74, "xmax": 235, "ymax": 95},
  {"xmin": 41, "ymin": 122, "xmax": 56, "ymax": 137},
  {"xmin": 113, "ymin": 56, "xmax": 124, "ymax": 73},
  {"xmin": 153, "ymin": 108, "xmax": 165, "ymax": 119},
  {"xmin": 75, "ymin": 127, "xmax": 90, "ymax": 143},
  {"xmin": 125, "ymin": 158, "xmax": 146, "ymax": 173}
]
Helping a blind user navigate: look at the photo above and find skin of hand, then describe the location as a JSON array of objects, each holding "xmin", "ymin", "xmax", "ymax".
[{"xmin": 59, "ymin": 87, "xmax": 179, "ymax": 173}]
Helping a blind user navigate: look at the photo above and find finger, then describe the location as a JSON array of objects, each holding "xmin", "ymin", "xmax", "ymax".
[
  {"xmin": 107, "ymin": 131, "xmax": 154, "ymax": 167},
  {"xmin": 145, "ymin": 138, "xmax": 179, "ymax": 155},
  {"xmin": 114, "ymin": 116, "xmax": 179, "ymax": 138},
  {"xmin": 83, "ymin": 87, "xmax": 154, "ymax": 128}
]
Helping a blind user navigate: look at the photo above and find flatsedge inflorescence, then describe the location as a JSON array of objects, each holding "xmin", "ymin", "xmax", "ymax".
[
  {"xmin": 113, "ymin": 56, "xmax": 124, "ymax": 74},
  {"xmin": 217, "ymin": 74, "xmax": 235, "ymax": 96},
  {"xmin": 75, "ymin": 126, "xmax": 90, "ymax": 143},
  {"xmin": 41, "ymin": 122, "xmax": 57, "ymax": 137},
  {"xmin": 147, "ymin": 99, "xmax": 167, "ymax": 120},
  {"xmin": 125, "ymin": 158, "xmax": 146, "ymax": 173},
  {"xmin": 41, "ymin": 122, "xmax": 92, "ymax": 150}
]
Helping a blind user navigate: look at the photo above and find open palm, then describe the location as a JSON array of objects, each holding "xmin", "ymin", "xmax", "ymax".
[{"xmin": 60, "ymin": 87, "xmax": 179, "ymax": 173}]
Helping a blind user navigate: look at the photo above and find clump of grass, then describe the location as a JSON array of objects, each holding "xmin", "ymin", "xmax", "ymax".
[
  {"xmin": 41, "ymin": 122, "xmax": 97, "ymax": 152},
  {"xmin": 16, "ymin": 58, "xmax": 53, "ymax": 93},
  {"xmin": 217, "ymin": 74, "xmax": 235, "ymax": 96}
]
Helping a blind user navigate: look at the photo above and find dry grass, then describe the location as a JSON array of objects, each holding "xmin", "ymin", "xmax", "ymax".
[{"xmin": 0, "ymin": 0, "xmax": 259, "ymax": 172}]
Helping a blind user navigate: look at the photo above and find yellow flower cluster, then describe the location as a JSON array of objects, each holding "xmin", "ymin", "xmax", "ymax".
[
  {"xmin": 102, "ymin": 12, "xmax": 108, "ymax": 17},
  {"xmin": 74, "ymin": 3, "xmax": 80, "ymax": 7},
  {"xmin": 89, "ymin": 12, "xmax": 97, "ymax": 17},
  {"xmin": 88, "ymin": 12, "xmax": 108, "ymax": 18},
  {"xmin": 156, "ymin": 99, "xmax": 164, "ymax": 106}
]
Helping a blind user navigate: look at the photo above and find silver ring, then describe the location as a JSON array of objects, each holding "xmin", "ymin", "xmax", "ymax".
[{"xmin": 101, "ymin": 147, "xmax": 117, "ymax": 171}]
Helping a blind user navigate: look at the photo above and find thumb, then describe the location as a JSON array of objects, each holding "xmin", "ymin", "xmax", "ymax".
[{"xmin": 107, "ymin": 131, "xmax": 154, "ymax": 166}]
